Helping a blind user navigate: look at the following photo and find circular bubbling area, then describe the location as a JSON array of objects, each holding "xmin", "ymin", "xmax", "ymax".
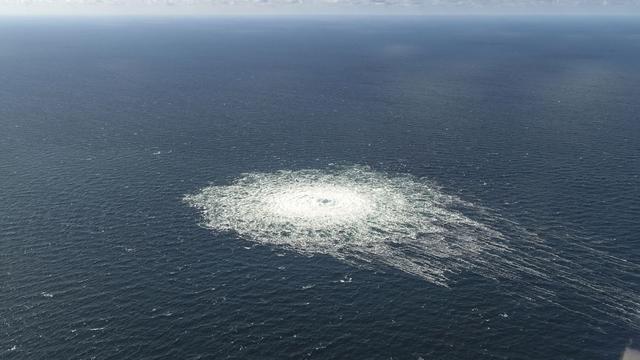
[
  {"xmin": 186, "ymin": 165, "xmax": 640, "ymax": 325},
  {"xmin": 185, "ymin": 165, "xmax": 504, "ymax": 285},
  {"xmin": 263, "ymin": 185, "xmax": 376, "ymax": 225}
]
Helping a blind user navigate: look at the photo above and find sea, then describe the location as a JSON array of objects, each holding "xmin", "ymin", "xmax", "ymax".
[{"xmin": 1, "ymin": 16, "xmax": 639, "ymax": 359}]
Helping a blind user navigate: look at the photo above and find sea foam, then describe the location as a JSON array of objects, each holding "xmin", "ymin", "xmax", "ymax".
[
  {"xmin": 186, "ymin": 165, "xmax": 639, "ymax": 326},
  {"xmin": 187, "ymin": 165, "xmax": 518, "ymax": 285}
]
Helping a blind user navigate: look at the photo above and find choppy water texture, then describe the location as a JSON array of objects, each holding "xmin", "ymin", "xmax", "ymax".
[{"xmin": 2, "ymin": 17, "xmax": 640, "ymax": 360}]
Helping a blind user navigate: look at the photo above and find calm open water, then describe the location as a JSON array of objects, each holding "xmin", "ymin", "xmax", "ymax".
[{"xmin": 1, "ymin": 16, "xmax": 639, "ymax": 359}]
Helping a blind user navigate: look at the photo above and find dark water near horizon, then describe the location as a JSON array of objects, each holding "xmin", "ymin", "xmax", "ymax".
[{"xmin": 1, "ymin": 16, "xmax": 639, "ymax": 359}]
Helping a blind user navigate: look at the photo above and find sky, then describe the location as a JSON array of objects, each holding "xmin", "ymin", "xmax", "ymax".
[{"xmin": 1, "ymin": 0, "xmax": 639, "ymax": 15}]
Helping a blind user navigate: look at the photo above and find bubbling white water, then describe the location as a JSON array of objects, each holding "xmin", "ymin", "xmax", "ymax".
[
  {"xmin": 186, "ymin": 165, "xmax": 640, "ymax": 326},
  {"xmin": 185, "ymin": 165, "xmax": 505, "ymax": 285},
  {"xmin": 263, "ymin": 185, "xmax": 375, "ymax": 224}
]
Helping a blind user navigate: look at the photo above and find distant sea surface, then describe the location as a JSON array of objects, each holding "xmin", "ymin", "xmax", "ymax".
[{"xmin": 1, "ymin": 16, "xmax": 639, "ymax": 359}]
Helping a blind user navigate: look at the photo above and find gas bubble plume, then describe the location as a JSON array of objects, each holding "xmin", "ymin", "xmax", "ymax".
[
  {"xmin": 185, "ymin": 165, "xmax": 503, "ymax": 285},
  {"xmin": 185, "ymin": 165, "xmax": 639, "ymax": 327}
]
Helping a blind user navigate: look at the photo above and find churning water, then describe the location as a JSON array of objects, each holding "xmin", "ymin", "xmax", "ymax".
[{"xmin": 187, "ymin": 166, "xmax": 639, "ymax": 328}]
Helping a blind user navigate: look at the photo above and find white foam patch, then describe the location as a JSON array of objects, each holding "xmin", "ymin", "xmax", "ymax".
[
  {"xmin": 186, "ymin": 165, "xmax": 512, "ymax": 285},
  {"xmin": 186, "ymin": 165, "xmax": 640, "ymax": 326}
]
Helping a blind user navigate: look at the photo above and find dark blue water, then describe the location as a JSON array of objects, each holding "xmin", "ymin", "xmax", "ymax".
[{"xmin": 1, "ymin": 16, "xmax": 639, "ymax": 359}]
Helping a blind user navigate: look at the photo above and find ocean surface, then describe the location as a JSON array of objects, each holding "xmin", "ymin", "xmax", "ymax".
[{"xmin": 1, "ymin": 16, "xmax": 639, "ymax": 359}]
